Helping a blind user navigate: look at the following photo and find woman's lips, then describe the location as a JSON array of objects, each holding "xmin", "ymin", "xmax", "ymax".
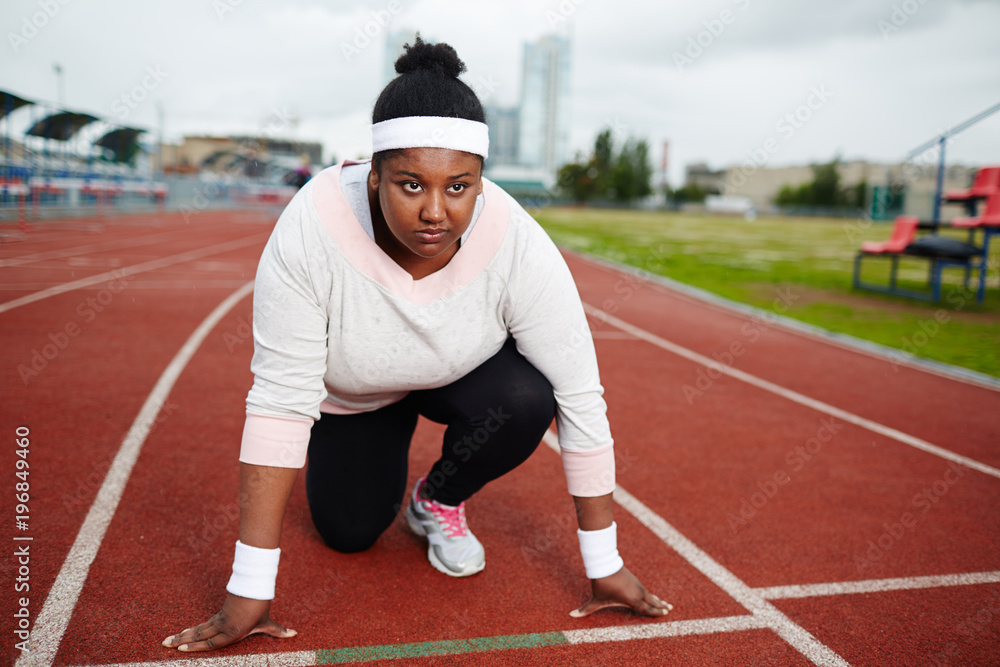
[{"xmin": 415, "ymin": 229, "xmax": 447, "ymax": 242}]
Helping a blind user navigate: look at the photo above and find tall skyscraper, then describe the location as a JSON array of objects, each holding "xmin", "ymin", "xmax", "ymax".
[
  {"xmin": 383, "ymin": 29, "xmax": 420, "ymax": 86},
  {"xmin": 485, "ymin": 105, "xmax": 520, "ymax": 167},
  {"xmin": 517, "ymin": 34, "xmax": 571, "ymax": 174}
]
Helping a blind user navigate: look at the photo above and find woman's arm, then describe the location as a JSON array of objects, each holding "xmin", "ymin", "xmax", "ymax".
[
  {"xmin": 569, "ymin": 493, "xmax": 673, "ymax": 618},
  {"xmin": 162, "ymin": 464, "xmax": 299, "ymax": 652}
]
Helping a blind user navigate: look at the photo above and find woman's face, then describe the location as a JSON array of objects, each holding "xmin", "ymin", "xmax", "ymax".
[{"xmin": 369, "ymin": 147, "xmax": 483, "ymax": 278}]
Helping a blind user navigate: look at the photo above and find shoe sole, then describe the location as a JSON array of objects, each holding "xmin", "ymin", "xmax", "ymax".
[{"xmin": 406, "ymin": 504, "xmax": 485, "ymax": 578}]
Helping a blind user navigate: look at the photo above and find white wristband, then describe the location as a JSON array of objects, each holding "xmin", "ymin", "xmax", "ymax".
[
  {"xmin": 226, "ymin": 540, "xmax": 281, "ymax": 600},
  {"xmin": 576, "ymin": 521, "xmax": 625, "ymax": 580}
]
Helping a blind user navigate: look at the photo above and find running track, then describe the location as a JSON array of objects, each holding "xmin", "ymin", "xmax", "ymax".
[{"xmin": 2, "ymin": 211, "xmax": 998, "ymax": 666}]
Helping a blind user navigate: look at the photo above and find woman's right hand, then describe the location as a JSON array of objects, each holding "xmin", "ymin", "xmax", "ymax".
[{"xmin": 162, "ymin": 593, "xmax": 297, "ymax": 652}]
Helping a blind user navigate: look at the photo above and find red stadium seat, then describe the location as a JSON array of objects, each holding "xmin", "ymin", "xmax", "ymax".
[
  {"xmin": 945, "ymin": 166, "xmax": 1000, "ymax": 202},
  {"xmin": 952, "ymin": 191, "xmax": 1000, "ymax": 228},
  {"xmin": 859, "ymin": 215, "xmax": 919, "ymax": 253}
]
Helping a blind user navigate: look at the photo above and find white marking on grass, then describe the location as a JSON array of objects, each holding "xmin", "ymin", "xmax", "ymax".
[
  {"xmin": 543, "ymin": 432, "xmax": 850, "ymax": 666},
  {"xmin": 583, "ymin": 304, "xmax": 1000, "ymax": 481},
  {"xmin": 0, "ymin": 234, "xmax": 267, "ymax": 314},
  {"xmin": 755, "ymin": 571, "xmax": 1000, "ymax": 600},
  {"xmin": 15, "ymin": 282, "xmax": 255, "ymax": 667}
]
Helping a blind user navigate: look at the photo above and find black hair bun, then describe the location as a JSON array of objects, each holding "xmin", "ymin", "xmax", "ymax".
[{"xmin": 394, "ymin": 34, "xmax": 466, "ymax": 79}]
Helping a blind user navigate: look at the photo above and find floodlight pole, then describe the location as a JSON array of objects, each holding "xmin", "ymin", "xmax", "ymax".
[{"xmin": 53, "ymin": 63, "xmax": 64, "ymax": 107}]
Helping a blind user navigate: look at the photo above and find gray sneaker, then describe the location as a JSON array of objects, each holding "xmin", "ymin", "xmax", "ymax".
[{"xmin": 405, "ymin": 477, "xmax": 485, "ymax": 577}]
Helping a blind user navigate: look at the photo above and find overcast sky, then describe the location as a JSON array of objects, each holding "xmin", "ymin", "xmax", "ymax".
[{"xmin": 3, "ymin": 0, "xmax": 999, "ymax": 185}]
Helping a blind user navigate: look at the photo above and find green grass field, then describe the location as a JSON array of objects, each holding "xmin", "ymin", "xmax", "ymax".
[{"xmin": 533, "ymin": 207, "xmax": 1000, "ymax": 379}]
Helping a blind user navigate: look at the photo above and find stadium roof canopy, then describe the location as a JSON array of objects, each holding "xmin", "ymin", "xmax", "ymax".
[
  {"xmin": 0, "ymin": 90, "xmax": 32, "ymax": 120},
  {"xmin": 26, "ymin": 111, "xmax": 100, "ymax": 141},
  {"xmin": 95, "ymin": 127, "xmax": 145, "ymax": 162}
]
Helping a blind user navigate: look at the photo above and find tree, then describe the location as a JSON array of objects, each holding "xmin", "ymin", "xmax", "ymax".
[
  {"xmin": 556, "ymin": 128, "xmax": 654, "ymax": 205},
  {"xmin": 670, "ymin": 183, "xmax": 707, "ymax": 204},
  {"xmin": 774, "ymin": 156, "xmax": 867, "ymax": 210}
]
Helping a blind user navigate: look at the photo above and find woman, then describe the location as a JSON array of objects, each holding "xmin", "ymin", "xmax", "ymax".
[{"xmin": 164, "ymin": 37, "xmax": 671, "ymax": 653}]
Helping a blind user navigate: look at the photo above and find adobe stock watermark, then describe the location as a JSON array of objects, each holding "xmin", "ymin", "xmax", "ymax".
[
  {"xmin": 545, "ymin": 0, "xmax": 587, "ymax": 29},
  {"xmin": 221, "ymin": 315, "xmax": 252, "ymax": 353},
  {"xmin": 180, "ymin": 107, "xmax": 297, "ymax": 223},
  {"xmin": 923, "ymin": 591, "xmax": 1000, "ymax": 667},
  {"xmin": 886, "ymin": 298, "xmax": 964, "ymax": 373},
  {"xmin": 111, "ymin": 65, "xmax": 168, "ymax": 121},
  {"xmin": 17, "ymin": 270, "xmax": 135, "ymax": 385},
  {"xmin": 673, "ymin": 0, "xmax": 751, "ymax": 72},
  {"xmin": 723, "ymin": 85, "xmax": 834, "ymax": 194},
  {"xmin": 520, "ymin": 447, "xmax": 639, "ymax": 565},
  {"xmin": 877, "ymin": 0, "xmax": 931, "ymax": 40},
  {"xmin": 682, "ymin": 286, "xmax": 799, "ymax": 403},
  {"xmin": 212, "ymin": 0, "xmax": 244, "ymax": 20},
  {"xmin": 61, "ymin": 402, "xmax": 179, "ymax": 511},
  {"xmin": 725, "ymin": 417, "xmax": 844, "ymax": 534},
  {"xmin": 842, "ymin": 138, "xmax": 953, "ymax": 245},
  {"xmin": 340, "ymin": 1, "xmax": 403, "ymax": 63},
  {"xmin": 853, "ymin": 461, "xmax": 967, "ymax": 574},
  {"xmin": 8, "ymin": 0, "xmax": 73, "ymax": 54}
]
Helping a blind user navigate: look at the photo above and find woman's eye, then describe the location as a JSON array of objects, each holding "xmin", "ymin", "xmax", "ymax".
[
  {"xmin": 403, "ymin": 182, "xmax": 422, "ymax": 192},
  {"xmin": 449, "ymin": 183, "xmax": 466, "ymax": 193}
]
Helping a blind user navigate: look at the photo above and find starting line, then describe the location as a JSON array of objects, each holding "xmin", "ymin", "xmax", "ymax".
[{"xmin": 66, "ymin": 570, "xmax": 1000, "ymax": 665}]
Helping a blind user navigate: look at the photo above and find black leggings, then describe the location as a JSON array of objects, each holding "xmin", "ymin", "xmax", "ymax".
[{"xmin": 305, "ymin": 338, "xmax": 556, "ymax": 553}]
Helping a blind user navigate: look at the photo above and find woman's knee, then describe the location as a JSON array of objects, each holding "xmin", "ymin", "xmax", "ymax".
[{"xmin": 311, "ymin": 513, "xmax": 392, "ymax": 553}]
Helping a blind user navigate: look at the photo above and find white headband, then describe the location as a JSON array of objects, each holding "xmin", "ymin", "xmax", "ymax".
[{"xmin": 372, "ymin": 116, "xmax": 489, "ymax": 159}]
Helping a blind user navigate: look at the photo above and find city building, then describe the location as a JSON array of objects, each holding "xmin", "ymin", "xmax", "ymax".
[
  {"xmin": 484, "ymin": 105, "xmax": 520, "ymax": 168},
  {"xmin": 382, "ymin": 28, "xmax": 421, "ymax": 86},
  {"xmin": 517, "ymin": 34, "xmax": 571, "ymax": 175}
]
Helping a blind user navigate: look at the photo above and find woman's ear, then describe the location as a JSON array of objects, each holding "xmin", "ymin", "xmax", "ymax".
[{"xmin": 368, "ymin": 165, "xmax": 380, "ymax": 191}]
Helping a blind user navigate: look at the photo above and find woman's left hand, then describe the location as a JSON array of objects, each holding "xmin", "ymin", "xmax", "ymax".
[{"xmin": 569, "ymin": 566, "xmax": 673, "ymax": 618}]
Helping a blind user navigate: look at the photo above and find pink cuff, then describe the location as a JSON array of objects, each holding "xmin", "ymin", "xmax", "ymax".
[
  {"xmin": 561, "ymin": 444, "xmax": 616, "ymax": 497},
  {"xmin": 240, "ymin": 411, "xmax": 313, "ymax": 468}
]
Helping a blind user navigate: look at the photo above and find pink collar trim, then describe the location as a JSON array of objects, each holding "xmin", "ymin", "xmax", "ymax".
[{"xmin": 310, "ymin": 161, "xmax": 509, "ymax": 305}]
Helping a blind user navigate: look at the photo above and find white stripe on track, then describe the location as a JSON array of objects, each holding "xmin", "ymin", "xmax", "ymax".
[
  {"xmin": 562, "ymin": 614, "xmax": 768, "ymax": 643},
  {"xmin": 542, "ymin": 432, "xmax": 851, "ymax": 667},
  {"xmin": 0, "ymin": 233, "xmax": 267, "ymax": 314},
  {"xmin": 583, "ymin": 304, "xmax": 1000, "ymax": 481},
  {"xmin": 0, "ymin": 228, "xmax": 222, "ymax": 268},
  {"xmin": 15, "ymin": 281, "xmax": 255, "ymax": 667},
  {"xmin": 755, "ymin": 570, "xmax": 1000, "ymax": 600},
  {"xmin": 72, "ymin": 652, "xmax": 318, "ymax": 667}
]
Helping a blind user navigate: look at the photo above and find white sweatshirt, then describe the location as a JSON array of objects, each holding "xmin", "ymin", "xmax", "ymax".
[{"xmin": 240, "ymin": 161, "xmax": 615, "ymax": 496}]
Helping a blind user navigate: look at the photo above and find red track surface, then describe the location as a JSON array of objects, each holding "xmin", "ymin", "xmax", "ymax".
[{"xmin": 1, "ymin": 211, "xmax": 998, "ymax": 666}]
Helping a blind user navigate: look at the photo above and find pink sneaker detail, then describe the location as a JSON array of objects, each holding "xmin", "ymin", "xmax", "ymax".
[{"xmin": 416, "ymin": 478, "xmax": 469, "ymax": 538}]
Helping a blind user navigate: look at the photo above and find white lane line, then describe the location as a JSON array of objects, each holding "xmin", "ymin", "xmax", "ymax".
[
  {"xmin": 571, "ymin": 250, "xmax": 1000, "ymax": 393},
  {"xmin": 0, "ymin": 227, "xmax": 223, "ymax": 268},
  {"xmin": 0, "ymin": 233, "xmax": 267, "ymax": 314},
  {"xmin": 542, "ymin": 433, "xmax": 850, "ymax": 667},
  {"xmin": 15, "ymin": 282, "xmax": 255, "ymax": 667},
  {"xmin": 589, "ymin": 330, "xmax": 638, "ymax": 339},
  {"xmin": 756, "ymin": 571, "xmax": 1000, "ymax": 600},
  {"xmin": 583, "ymin": 304, "xmax": 1000, "ymax": 481},
  {"xmin": 0, "ymin": 280, "xmax": 254, "ymax": 291},
  {"xmin": 562, "ymin": 614, "xmax": 768, "ymax": 643},
  {"xmin": 71, "ymin": 652, "xmax": 318, "ymax": 667}
]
